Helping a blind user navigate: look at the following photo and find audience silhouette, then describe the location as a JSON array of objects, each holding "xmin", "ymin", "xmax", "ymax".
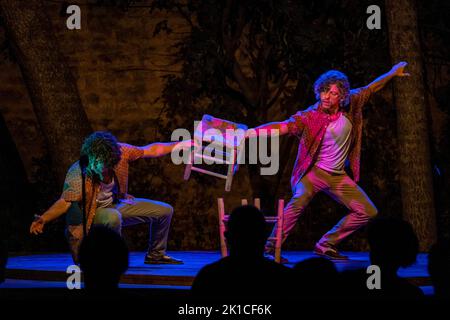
[
  {"xmin": 78, "ymin": 225, "xmax": 129, "ymax": 290},
  {"xmin": 191, "ymin": 205, "xmax": 292, "ymax": 299},
  {"xmin": 4, "ymin": 207, "xmax": 445, "ymax": 307},
  {"xmin": 293, "ymin": 257, "xmax": 339, "ymax": 298},
  {"xmin": 340, "ymin": 217, "xmax": 423, "ymax": 300}
]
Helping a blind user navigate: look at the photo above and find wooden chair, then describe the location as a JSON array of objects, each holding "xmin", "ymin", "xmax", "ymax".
[
  {"xmin": 217, "ymin": 198, "xmax": 285, "ymax": 263},
  {"xmin": 184, "ymin": 114, "xmax": 247, "ymax": 192}
]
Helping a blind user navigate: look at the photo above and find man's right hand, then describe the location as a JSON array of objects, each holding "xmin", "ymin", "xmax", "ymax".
[
  {"xmin": 30, "ymin": 215, "xmax": 46, "ymax": 235},
  {"xmin": 29, "ymin": 198, "xmax": 71, "ymax": 235}
]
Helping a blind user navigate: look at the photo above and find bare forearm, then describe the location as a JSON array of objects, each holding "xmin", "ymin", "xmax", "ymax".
[
  {"xmin": 41, "ymin": 198, "xmax": 71, "ymax": 223},
  {"xmin": 142, "ymin": 141, "xmax": 181, "ymax": 158},
  {"xmin": 367, "ymin": 70, "xmax": 396, "ymax": 93},
  {"xmin": 367, "ymin": 61, "xmax": 410, "ymax": 93},
  {"xmin": 246, "ymin": 121, "xmax": 288, "ymax": 138}
]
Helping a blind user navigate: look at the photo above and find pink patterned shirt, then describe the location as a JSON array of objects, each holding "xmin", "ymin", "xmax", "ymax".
[{"xmin": 287, "ymin": 86, "xmax": 372, "ymax": 188}]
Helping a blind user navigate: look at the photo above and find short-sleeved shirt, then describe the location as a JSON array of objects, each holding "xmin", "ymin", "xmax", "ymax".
[
  {"xmin": 61, "ymin": 143, "xmax": 144, "ymax": 231},
  {"xmin": 287, "ymin": 86, "xmax": 372, "ymax": 188}
]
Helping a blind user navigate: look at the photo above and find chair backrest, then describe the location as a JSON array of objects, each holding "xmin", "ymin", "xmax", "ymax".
[
  {"xmin": 217, "ymin": 198, "xmax": 285, "ymax": 262},
  {"xmin": 194, "ymin": 114, "xmax": 248, "ymax": 148}
]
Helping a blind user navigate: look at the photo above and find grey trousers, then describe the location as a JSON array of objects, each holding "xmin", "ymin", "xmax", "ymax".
[
  {"xmin": 66, "ymin": 198, "xmax": 173, "ymax": 263},
  {"xmin": 266, "ymin": 166, "xmax": 378, "ymax": 251}
]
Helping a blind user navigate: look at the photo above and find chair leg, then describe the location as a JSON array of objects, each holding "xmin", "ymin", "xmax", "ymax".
[
  {"xmin": 183, "ymin": 150, "xmax": 193, "ymax": 180},
  {"xmin": 225, "ymin": 162, "xmax": 234, "ymax": 192},
  {"xmin": 275, "ymin": 199, "xmax": 284, "ymax": 263},
  {"xmin": 254, "ymin": 198, "xmax": 261, "ymax": 210},
  {"xmin": 218, "ymin": 198, "xmax": 228, "ymax": 257}
]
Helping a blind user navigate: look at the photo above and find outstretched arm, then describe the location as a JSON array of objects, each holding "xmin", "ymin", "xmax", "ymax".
[
  {"xmin": 30, "ymin": 198, "xmax": 72, "ymax": 235},
  {"xmin": 367, "ymin": 61, "xmax": 410, "ymax": 93},
  {"xmin": 141, "ymin": 140, "xmax": 193, "ymax": 158},
  {"xmin": 245, "ymin": 120, "xmax": 290, "ymax": 139}
]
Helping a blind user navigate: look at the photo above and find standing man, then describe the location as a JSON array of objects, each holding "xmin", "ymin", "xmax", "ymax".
[
  {"xmin": 30, "ymin": 131, "xmax": 192, "ymax": 265},
  {"xmin": 247, "ymin": 62, "xmax": 410, "ymax": 260}
]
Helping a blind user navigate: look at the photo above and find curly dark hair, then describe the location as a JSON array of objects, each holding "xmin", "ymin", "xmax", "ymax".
[
  {"xmin": 81, "ymin": 131, "xmax": 122, "ymax": 171},
  {"xmin": 314, "ymin": 70, "xmax": 350, "ymax": 107}
]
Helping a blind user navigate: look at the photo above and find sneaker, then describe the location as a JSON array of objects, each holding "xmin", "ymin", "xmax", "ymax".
[
  {"xmin": 264, "ymin": 252, "xmax": 289, "ymax": 264},
  {"xmin": 144, "ymin": 255, "xmax": 184, "ymax": 265},
  {"xmin": 313, "ymin": 243, "xmax": 348, "ymax": 260}
]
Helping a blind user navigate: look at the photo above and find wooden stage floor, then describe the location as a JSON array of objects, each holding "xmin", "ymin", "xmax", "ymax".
[{"xmin": 2, "ymin": 251, "xmax": 431, "ymax": 289}]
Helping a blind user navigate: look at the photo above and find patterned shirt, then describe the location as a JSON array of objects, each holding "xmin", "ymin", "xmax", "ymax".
[
  {"xmin": 61, "ymin": 143, "xmax": 144, "ymax": 231},
  {"xmin": 287, "ymin": 86, "xmax": 372, "ymax": 188}
]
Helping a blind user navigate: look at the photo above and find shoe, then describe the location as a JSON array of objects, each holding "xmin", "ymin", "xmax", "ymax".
[
  {"xmin": 264, "ymin": 252, "xmax": 289, "ymax": 264},
  {"xmin": 313, "ymin": 243, "xmax": 348, "ymax": 260},
  {"xmin": 144, "ymin": 255, "xmax": 184, "ymax": 265}
]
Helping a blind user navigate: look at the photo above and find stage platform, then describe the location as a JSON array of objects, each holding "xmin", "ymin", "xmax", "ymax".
[{"xmin": 2, "ymin": 251, "xmax": 431, "ymax": 289}]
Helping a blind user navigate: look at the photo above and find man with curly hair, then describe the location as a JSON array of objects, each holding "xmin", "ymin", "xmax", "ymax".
[
  {"xmin": 30, "ymin": 131, "xmax": 192, "ymax": 265},
  {"xmin": 247, "ymin": 62, "xmax": 410, "ymax": 261}
]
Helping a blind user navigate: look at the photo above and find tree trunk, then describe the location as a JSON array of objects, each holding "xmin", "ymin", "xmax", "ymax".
[
  {"xmin": 385, "ymin": 0, "xmax": 437, "ymax": 250},
  {"xmin": 0, "ymin": 112, "xmax": 30, "ymax": 249},
  {"xmin": 0, "ymin": 0, "xmax": 92, "ymax": 185}
]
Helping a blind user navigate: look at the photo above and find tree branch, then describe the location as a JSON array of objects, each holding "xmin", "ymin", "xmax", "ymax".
[
  {"xmin": 256, "ymin": 40, "xmax": 272, "ymax": 105},
  {"xmin": 267, "ymin": 73, "xmax": 289, "ymax": 109},
  {"xmin": 231, "ymin": 62, "xmax": 257, "ymax": 105},
  {"xmin": 224, "ymin": 83, "xmax": 255, "ymax": 110},
  {"xmin": 221, "ymin": 2, "xmax": 256, "ymax": 106},
  {"xmin": 175, "ymin": 3, "xmax": 194, "ymax": 29}
]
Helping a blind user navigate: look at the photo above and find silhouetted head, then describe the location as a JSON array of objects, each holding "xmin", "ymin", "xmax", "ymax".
[
  {"xmin": 428, "ymin": 240, "xmax": 450, "ymax": 297},
  {"xmin": 79, "ymin": 225, "xmax": 129, "ymax": 289},
  {"xmin": 368, "ymin": 217, "xmax": 419, "ymax": 272},
  {"xmin": 314, "ymin": 70, "xmax": 350, "ymax": 111},
  {"xmin": 294, "ymin": 257, "xmax": 338, "ymax": 279},
  {"xmin": 81, "ymin": 131, "xmax": 122, "ymax": 181},
  {"xmin": 225, "ymin": 205, "xmax": 267, "ymax": 258},
  {"xmin": 293, "ymin": 257, "xmax": 338, "ymax": 297}
]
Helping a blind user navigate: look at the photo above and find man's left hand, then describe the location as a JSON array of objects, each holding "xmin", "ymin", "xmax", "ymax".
[{"xmin": 391, "ymin": 61, "xmax": 410, "ymax": 77}]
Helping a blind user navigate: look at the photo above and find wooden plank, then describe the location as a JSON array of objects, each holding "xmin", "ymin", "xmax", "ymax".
[{"xmin": 191, "ymin": 167, "xmax": 227, "ymax": 179}]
